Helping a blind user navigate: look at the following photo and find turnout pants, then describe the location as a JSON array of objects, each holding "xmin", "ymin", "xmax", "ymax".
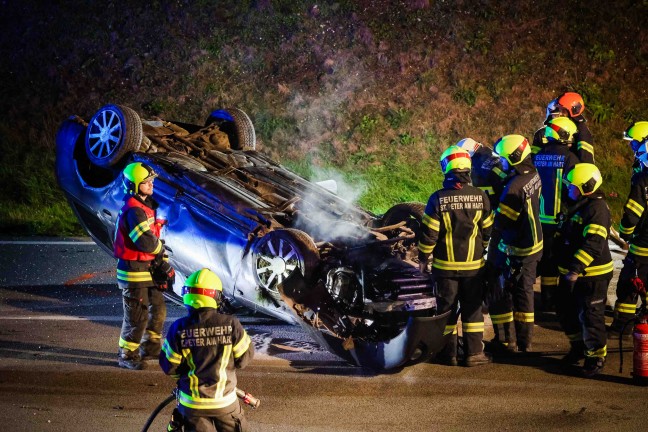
[
  {"xmin": 537, "ymin": 225, "xmax": 559, "ymax": 310},
  {"xmin": 182, "ymin": 401, "xmax": 248, "ymax": 432},
  {"xmin": 488, "ymin": 257, "xmax": 538, "ymax": 349},
  {"xmin": 118, "ymin": 282, "xmax": 167, "ymax": 355},
  {"xmin": 556, "ymin": 276, "xmax": 610, "ymax": 359},
  {"xmin": 610, "ymin": 254, "xmax": 646, "ymax": 333},
  {"xmin": 436, "ymin": 275, "xmax": 485, "ymax": 356}
]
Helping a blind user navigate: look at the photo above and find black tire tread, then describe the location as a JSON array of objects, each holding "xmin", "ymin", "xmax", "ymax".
[{"xmin": 226, "ymin": 107, "xmax": 256, "ymax": 150}]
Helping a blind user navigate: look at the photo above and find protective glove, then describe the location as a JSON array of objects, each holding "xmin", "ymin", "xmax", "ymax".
[
  {"xmin": 419, "ymin": 261, "xmax": 428, "ymax": 274},
  {"xmin": 563, "ymin": 271, "xmax": 578, "ymax": 293},
  {"xmin": 483, "ymin": 261, "xmax": 502, "ymax": 303},
  {"xmin": 152, "ymin": 260, "xmax": 176, "ymax": 290}
]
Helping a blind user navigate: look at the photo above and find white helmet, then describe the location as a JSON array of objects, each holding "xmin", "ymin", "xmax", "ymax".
[
  {"xmin": 544, "ymin": 98, "xmax": 563, "ymax": 122},
  {"xmin": 455, "ymin": 138, "xmax": 482, "ymax": 157}
]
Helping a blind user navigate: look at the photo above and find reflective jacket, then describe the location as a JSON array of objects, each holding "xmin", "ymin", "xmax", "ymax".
[
  {"xmin": 556, "ymin": 192, "xmax": 613, "ymax": 279},
  {"xmin": 493, "ymin": 159, "xmax": 543, "ymax": 259},
  {"xmin": 418, "ymin": 172, "xmax": 494, "ymax": 277},
  {"xmin": 471, "ymin": 145, "xmax": 508, "ymax": 210},
  {"xmin": 160, "ymin": 308, "xmax": 254, "ymax": 416},
  {"xmin": 619, "ymin": 170, "xmax": 648, "ymax": 261},
  {"xmin": 113, "ymin": 195, "xmax": 163, "ymax": 286},
  {"xmin": 533, "ymin": 141, "xmax": 579, "ymax": 226}
]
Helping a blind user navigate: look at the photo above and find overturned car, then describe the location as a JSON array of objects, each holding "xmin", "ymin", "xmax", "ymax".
[{"xmin": 55, "ymin": 104, "xmax": 451, "ymax": 370}]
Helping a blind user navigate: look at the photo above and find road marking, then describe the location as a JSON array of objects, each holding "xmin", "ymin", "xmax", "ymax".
[
  {"xmin": 64, "ymin": 272, "xmax": 111, "ymax": 285},
  {"xmin": 0, "ymin": 241, "xmax": 96, "ymax": 245},
  {"xmin": 0, "ymin": 315, "xmax": 124, "ymax": 321}
]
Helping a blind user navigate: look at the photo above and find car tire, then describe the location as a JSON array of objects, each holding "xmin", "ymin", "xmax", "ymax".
[
  {"xmin": 253, "ymin": 229, "xmax": 319, "ymax": 297},
  {"xmin": 381, "ymin": 202, "xmax": 426, "ymax": 261},
  {"xmin": 85, "ymin": 104, "xmax": 142, "ymax": 167},
  {"xmin": 382, "ymin": 202, "xmax": 426, "ymax": 232},
  {"xmin": 205, "ymin": 108, "xmax": 256, "ymax": 150}
]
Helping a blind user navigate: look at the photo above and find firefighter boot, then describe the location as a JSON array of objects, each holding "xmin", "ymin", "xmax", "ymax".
[
  {"xmin": 464, "ymin": 351, "xmax": 492, "ymax": 367},
  {"xmin": 436, "ymin": 333, "xmax": 458, "ymax": 366},
  {"xmin": 582, "ymin": 356, "xmax": 605, "ymax": 378},
  {"xmin": 540, "ymin": 283, "xmax": 556, "ymax": 313},
  {"xmin": 490, "ymin": 323, "xmax": 517, "ymax": 355},
  {"xmin": 140, "ymin": 340, "xmax": 162, "ymax": 361},
  {"xmin": 561, "ymin": 341, "xmax": 586, "ymax": 365},
  {"xmin": 118, "ymin": 348, "xmax": 145, "ymax": 370},
  {"xmin": 515, "ymin": 321, "xmax": 533, "ymax": 353}
]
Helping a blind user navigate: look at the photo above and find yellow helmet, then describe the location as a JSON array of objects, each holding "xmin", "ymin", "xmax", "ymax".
[
  {"xmin": 455, "ymin": 138, "xmax": 482, "ymax": 157},
  {"xmin": 123, "ymin": 162, "xmax": 157, "ymax": 195},
  {"xmin": 182, "ymin": 268, "xmax": 223, "ymax": 309},
  {"xmin": 545, "ymin": 117, "xmax": 578, "ymax": 144},
  {"xmin": 494, "ymin": 134, "xmax": 530, "ymax": 166},
  {"xmin": 440, "ymin": 145, "xmax": 471, "ymax": 174},
  {"xmin": 565, "ymin": 163, "xmax": 602, "ymax": 196},
  {"xmin": 624, "ymin": 121, "xmax": 648, "ymax": 153}
]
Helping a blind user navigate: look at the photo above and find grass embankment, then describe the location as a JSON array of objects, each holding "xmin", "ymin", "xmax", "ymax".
[{"xmin": 0, "ymin": 1, "xmax": 646, "ymax": 235}]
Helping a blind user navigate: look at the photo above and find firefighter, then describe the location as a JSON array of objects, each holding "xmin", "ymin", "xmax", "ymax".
[
  {"xmin": 555, "ymin": 163, "xmax": 612, "ymax": 377},
  {"xmin": 418, "ymin": 145, "xmax": 494, "ymax": 367},
  {"xmin": 160, "ymin": 268, "xmax": 254, "ymax": 432},
  {"xmin": 114, "ymin": 162, "xmax": 174, "ymax": 370},
  {"xmin": 533, "ymin": 117, "xmax": 580, "ymax": 312},
  {"xmin": 610, "ymin": 124, "xmax": 648, "ymax": 340},
  {"xmin": 532, "ymin": 92, "xmax": 594, "ymax": 163},
  {"xmin": 488, "ymin": 134, "xmax": 543, "ymax": 353}
]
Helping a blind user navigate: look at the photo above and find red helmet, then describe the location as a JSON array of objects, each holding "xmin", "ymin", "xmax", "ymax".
[{"xmin": 557, "ymin": 92, "xmax": 585, "ymax": 117}]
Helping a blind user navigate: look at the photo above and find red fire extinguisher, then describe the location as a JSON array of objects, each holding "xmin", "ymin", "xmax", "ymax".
[
  {"xmin": 619, "ymin": 276, "xmax": 648, "ymax": 385},
  {"xmin": 632, "ymin": 308, "xmax": 648, "ymax": 385}
]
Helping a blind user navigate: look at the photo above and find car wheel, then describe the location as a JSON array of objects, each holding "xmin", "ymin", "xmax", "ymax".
[
  {"xmin": 85, "ymin": 104, "xmax": 142, "ymax": 167},
  {"xmin": 205, "ymin": 108, "xmax": 256, "ymax": 150},
  {"xmin": 382, "ymin": 202, "xmax": 426, "ymax": 232},
  {"xmin": 253, "ymin": 229, "xmax": 319, "ymax": 297},
  {"xmin": 381, "ymin": 202, "xmax": 426, "ymax": 260}
]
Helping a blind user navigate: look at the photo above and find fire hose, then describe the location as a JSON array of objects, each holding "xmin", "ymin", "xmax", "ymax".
[{"xmin": 141, "ymin": 388, "xmax": 260, "ymax": 432}]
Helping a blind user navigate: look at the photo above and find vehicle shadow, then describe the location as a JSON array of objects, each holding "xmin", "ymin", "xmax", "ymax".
[
  {"xmin": 287, "ymin": 360, "xmax": 377, "ymax": 376},
  {"xmin": 1, "ymin": 283, "xmax": 123, "ymax": 327},
  {"xmin": 490, "ymin": 350, "xmax": 637, "ymax": 386},
  {"xmin": 0, "ymin": 339, "xmax": 116, "ymax": 367}
]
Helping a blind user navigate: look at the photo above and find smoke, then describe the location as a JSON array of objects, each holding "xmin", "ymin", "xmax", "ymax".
[
  {"xmin": 310, "ymin": 166, "xmax": 366, "ymax": 204},
  {"xmin": 277, "ymin": 54, "xmax": 377, "ymax": 243},
  {"xmin": 283, "ymin": 53, "xmax": 372, "ymax": 153},
  {"xmin": 293, "ymin": 166, "xmax": 373, "ymax": 243}
]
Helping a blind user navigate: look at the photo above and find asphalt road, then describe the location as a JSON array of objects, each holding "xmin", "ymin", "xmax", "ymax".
[{"xmin": 0, "ymin": 238, "xmax": 646, "ymax": 432}]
